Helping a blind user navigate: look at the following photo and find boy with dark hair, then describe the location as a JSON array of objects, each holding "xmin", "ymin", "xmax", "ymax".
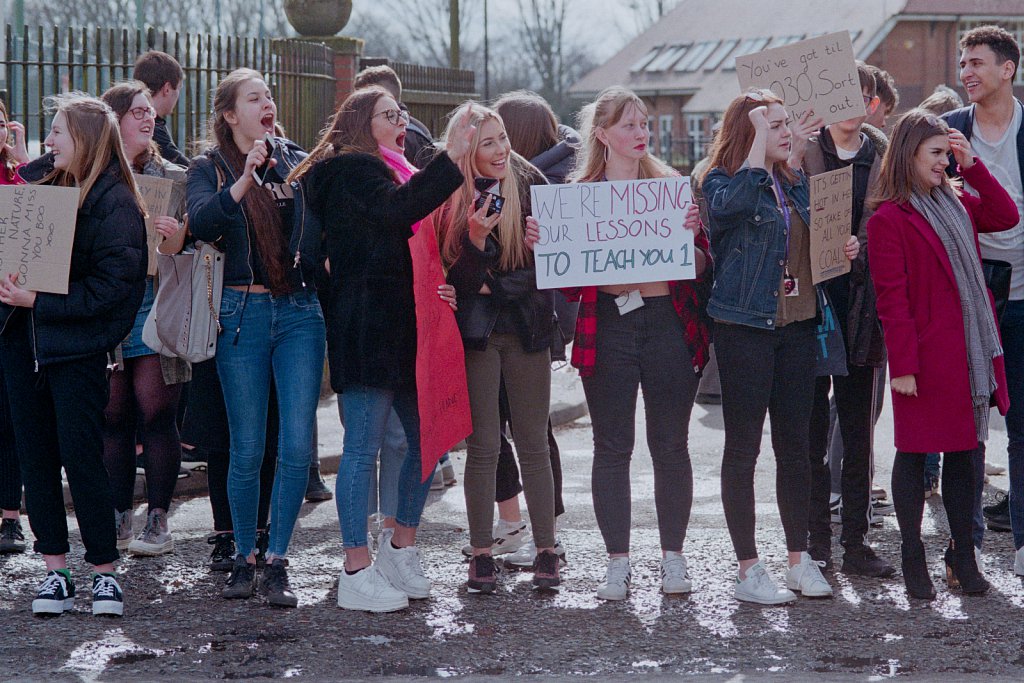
[
  {"xmin": 353, "ymin": 64, "xmax": 434, "ymax": 168},
  {"xmin": 942, "ymin": 24, "xmax": 1024, "ymax": 577},
  {"xmin": 133, "ymin": 50, "xmax": 190, "ymax": 166},
  {"xmin": 793, "ymin": 62, "xmax": 895, "ymax": 578},
  {"xmin": 864, "ymin": 65, "xmax": 899, "ymax": 131}
]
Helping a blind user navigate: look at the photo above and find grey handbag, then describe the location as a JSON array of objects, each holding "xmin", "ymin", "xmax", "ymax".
[{"xmin": 142, "ymin": 240, "xmax": 224, "ymax": 363}]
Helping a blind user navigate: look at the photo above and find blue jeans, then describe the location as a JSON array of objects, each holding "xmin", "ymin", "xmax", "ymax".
[
  {"xmin": 337, "ymin": 386, "xmax": 431, "ymax": 548},
  {"xmin": 979, "ymin": 299, "xmax": 1024, "ymax": 550},
  {"xmin": 367, "ymin": 408, "xmax": 405, "ymax": 519},
  {"xmin": 216, "ymin": 288, "xmax": 326, "ymax": 559}
]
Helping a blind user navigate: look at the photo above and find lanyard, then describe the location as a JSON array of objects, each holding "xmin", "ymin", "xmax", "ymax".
[{"xmin": 773, "ymin": 171, "xmax": 793, "ymax": 267}]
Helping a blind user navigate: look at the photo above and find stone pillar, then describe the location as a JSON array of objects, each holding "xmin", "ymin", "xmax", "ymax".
[{"xmin": 315, "ymin": 36, "xmax": 364, "ymax": 107}]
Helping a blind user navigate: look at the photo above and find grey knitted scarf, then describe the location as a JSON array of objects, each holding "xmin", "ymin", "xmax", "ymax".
[{"xmin": 910, "ymin": 184, "xmax": 1001, "ymax": 442}]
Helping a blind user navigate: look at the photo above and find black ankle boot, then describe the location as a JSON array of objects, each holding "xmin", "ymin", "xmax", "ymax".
[
  {"xmin": 944, "ymin": 540, "xmax": 989, "ymax": 595},
  {"xmin": 901, "ymin": 541, "xmax": 935, "ymax": 600}
]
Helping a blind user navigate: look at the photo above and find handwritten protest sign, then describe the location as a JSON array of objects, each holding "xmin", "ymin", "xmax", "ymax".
[
  {"xmin": 809, "ymin": 166, "xmax": 853, "ymax": 285},
  {"xmin": 736, "ymin": 31, "xmax": 864, "ymax": 128},
  {"xmin": 531, "ymin": 177, "xmax": 696, "ymax": 288},
  {"xmin": 410, "ymin": 216, "xmax": 473, "ymax": 482},
  {"xmin": 135, "ymin": 174, "xmax": 185, "ymax": 276},
  {"xmin": 0, "ymin": 185, "xmax": 79, "ymax": 294}
]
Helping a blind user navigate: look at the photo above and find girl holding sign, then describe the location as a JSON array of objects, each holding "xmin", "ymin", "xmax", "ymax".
[
  {"xmin": 187, "ymin": 68, "xmax": 324, "ymax": 608},
  {"xmin": 434, "ymin": 102, "xmax": 559, "ymax": 594},
  {"xmin": 289, "ymin": 86, "xmax": 469, "ymax": 612},
  {"xmin": 868, "ymin": 110, "xmax": 1017, "ymax": 599},
  {"xmin": 703, "ymin": 89, "xmax": 857, "ymax": 605},
  {"xmin": 0, "ymin": 93, "xmax": 148, "ymax": 616},
  {"xmin": 561, "ymin": 86, "xmax": 710, "ymax": 601},
  {"xmin": 99, "ymin": 81, "xmax": 189, "ymax": 559}
]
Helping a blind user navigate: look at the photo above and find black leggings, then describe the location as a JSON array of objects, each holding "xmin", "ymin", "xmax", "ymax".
[
  {"xmin": 0, "ymin": 364, "xmax": 21, "ymax": 511},
  {"xmin": 102, "ymin": 355, "xmax": 182, "ymax": 513},
  {"xmin": 185, "ymin": 359, "xmax": 276, "ymax": 532},
  {"xmin": 892, "ymin": 448, "xmax": 977, "ymax": 551}
]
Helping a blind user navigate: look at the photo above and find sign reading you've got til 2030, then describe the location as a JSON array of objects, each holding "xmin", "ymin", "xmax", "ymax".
[
  {"xmin": 735, "ymin": 31, "xmax": 865, "ymax": 128},
  {"xmin": 530, "ymin": 177, "xmax": 696, "ymax": 289}
]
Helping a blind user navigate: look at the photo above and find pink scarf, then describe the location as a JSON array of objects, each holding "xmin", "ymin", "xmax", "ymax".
[{"xmin": 379, "ymin": 144, "xmax": 423, "ymax": 234}]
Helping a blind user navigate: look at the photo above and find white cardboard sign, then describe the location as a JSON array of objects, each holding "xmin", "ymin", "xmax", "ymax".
[{"xmin": 531, "ymin": 177, "xmax": 696, "ymax": 289}]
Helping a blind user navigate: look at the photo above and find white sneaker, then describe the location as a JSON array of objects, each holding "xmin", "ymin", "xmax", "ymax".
[
  {"xmin": 460, "ymin": 520, "xmax": 530, "ymax": 557},
  {"xmin": 1014, "ymin": 546, "xmax": 1024, "ymax": 577},
  {"xmin": 375, "ymin": 538, "xmax": 431, "ymax": 599},
  {"xmin": 985, "ymin": 462, "xmax": 1007, "ymax": 476},
  {"xmin": 786, "ymin": 552, "xmax": 834, "ymax": 598},
  {"xmin": 734, "ymin": 562, "xmax": 796, "ymax": 605},
  {"xmin": 429, "ymin": 468, "xmax": 444, "ymax": 491},
  {"xmin": 127, "ymin": 510, "xmax": 173, "ymax": 556},
  {"xmin": 975, "ymin": 545, "xmax": 983, "ymax": 568},
  {"xmin": 661, "ymin": 551, "xmax": 693, "ymax": 594},
  {"xmin": 505, "ymin": 538, "xmax": 567, "ymax": 568},
  {"xmin": 596, "ymin": 556, "xmax": 631, "ymax": 600},
  {"xmin": 337, "ymin": 564, "xmax": 409, "ymax": 612},
  {"xmin": 115, "ymin": 510, "xmax": 133, "ymax": 551}
]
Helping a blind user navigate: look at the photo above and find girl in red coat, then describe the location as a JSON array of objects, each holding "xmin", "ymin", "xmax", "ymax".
[{"xmin": 868, "ymin": 109, "xmax": 1019, "ymax": 600}]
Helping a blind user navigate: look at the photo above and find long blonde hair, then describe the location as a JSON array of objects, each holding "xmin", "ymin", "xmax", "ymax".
[
  {"xmin": 571, "ymin": 86, "xmax": 676, "ymax": 183},
  {"xmin": 41, "ymin": 92, "xmax": 144, "ymax": 211},
  {"xmin": 435, "ymin": 102, "xmax": 530, "ymax": 272}
]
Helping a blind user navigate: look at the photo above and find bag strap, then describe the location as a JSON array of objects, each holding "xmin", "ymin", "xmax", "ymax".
[{"xmin": 204, "ymin": 161, "xmax": 227, "ymax": 335}]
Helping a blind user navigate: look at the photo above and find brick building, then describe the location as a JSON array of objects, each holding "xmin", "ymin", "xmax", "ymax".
[{"xmin": 569, "ymin": 0, "xmax": 1024, "ymax": 172}]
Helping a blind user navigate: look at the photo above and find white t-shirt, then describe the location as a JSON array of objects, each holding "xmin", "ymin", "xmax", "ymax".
[
  {"xmin": 836, "ymin": 145, "xmax": 859, "ymax": 161},
  {"xmin": 966, "ymin": 100, "xmax": 1024, "ymax": 299}
]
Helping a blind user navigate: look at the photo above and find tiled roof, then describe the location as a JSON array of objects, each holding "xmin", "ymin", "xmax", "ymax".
[{"xmin": 570, "ymin": 0, "xmax": 906, "ymax": 110}]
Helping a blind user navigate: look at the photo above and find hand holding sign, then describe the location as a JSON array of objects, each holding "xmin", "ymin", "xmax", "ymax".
[
  {"xmin": 0, "ymin": 272, "xmax": 36, "ymax": 307},
  {"xmin": 736, "ymin": 31, "xmax": 864, "ymax": 128}
]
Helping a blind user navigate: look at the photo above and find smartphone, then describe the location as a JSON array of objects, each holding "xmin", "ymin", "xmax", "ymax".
[
  {"xmin": 473, "ymin": 177, "xmax": 504, "ymax": 217},
  {"xmin": 251, "ymin": 133, "xmax": 277, "ymax": 185}
]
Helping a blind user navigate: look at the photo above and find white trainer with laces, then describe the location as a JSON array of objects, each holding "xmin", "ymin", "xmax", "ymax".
[
  {"xmin": 505, "ymin": 539, "xmax": 567, "ymax": 568},
  {"xmin": 596, "ymin": 556, "xmax": 631, "ymax": 600},
  {"xmin": 337, "ymin": 564, "xmax": 409, "ymax": 612},
  {"xmin": 786, "ymin": 552, "xmax": 834, "ymax": 598},
  {"xmin": 661, "ymin": 551, "xmax": 693, "ymax": 594},
  {"xmin": 460, "ymin": 519, "xmax": 530, "ymax": 557},
  {"xmin": 1015, "ymin": 546, "xmax": 1024, "ymax": 577},
  {"xmin": 735, "ymin": 562, "xmax": 796, "ymax": 605},
  {"xmin": 375, "ymin": 538, "xmax": 431, "ymax": 599}
]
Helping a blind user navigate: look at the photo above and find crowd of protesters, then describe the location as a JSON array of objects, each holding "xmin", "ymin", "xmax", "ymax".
[{"xmin": 0, "ymin": 23, "xmax": 1022, "ymax": 617}]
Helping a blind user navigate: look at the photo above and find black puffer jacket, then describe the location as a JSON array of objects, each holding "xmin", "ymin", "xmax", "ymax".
[
  {"xmin": 0, "ymin": 157, "xmax": 147, "ymax": 366},
  {"xmin": 446, "ymin": 158, "xmax": 555, "ymax": 353},
  {"xmin": 529, "ymin": 125, "xmax": 580, "ymax": 185},
  {"xmin": 306, "ymin": 150, "xmax": 463, "ymax": 393}
]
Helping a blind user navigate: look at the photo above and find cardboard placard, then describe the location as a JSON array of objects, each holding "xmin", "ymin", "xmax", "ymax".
[
  {"xmin": 410, "ymin": 216, "xmax": 473, "ymax": 482},
  {"xmin": 736, "ymin": 31, "xmax": 865, "ymax": 128},
  {"xmin": 809, "ymin": 166, "xmax": 853, "ymax": 285},
  {"xmin": 530, "ymin": 177, "xmax": 696, "ymax": 289},
  {"xmin": 135, "ymin": 174, "xmax": 184, "ymax": 276},
  {"xmin": 0, "ymin": 184, "xmax": 79, "ymax": 294}
]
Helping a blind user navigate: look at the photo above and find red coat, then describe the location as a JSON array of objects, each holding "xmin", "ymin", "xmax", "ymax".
[{"xmin": 868, "ymin": 161, "xmax": 1019, "ymax": 453}]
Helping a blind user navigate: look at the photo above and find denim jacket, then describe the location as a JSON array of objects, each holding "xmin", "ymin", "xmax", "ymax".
[{"xmin": 704, "ymin": 165, "xmax": 812, "ymax": 329}]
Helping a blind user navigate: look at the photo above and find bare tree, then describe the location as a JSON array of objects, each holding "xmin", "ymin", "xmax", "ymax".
[
  {"xmin": 352, "ymin": 0, "xmax": 478, "ymax": 68},
  {"xmin": 626, "ymin": 0, "xmax": 681, "ymax": 33},
  {"xmin": 516, "ymin": 0, "xmax": 597, "ymax": 117}
]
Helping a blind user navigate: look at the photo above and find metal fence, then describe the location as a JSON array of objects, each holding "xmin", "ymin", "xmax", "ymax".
[
  {"xmin": 1, "ymin": 25, "xmax": 336, "ymax": 155},
  {"xmin": 360, "ymin": 57, "xmax": 478, "ymax": 136}
]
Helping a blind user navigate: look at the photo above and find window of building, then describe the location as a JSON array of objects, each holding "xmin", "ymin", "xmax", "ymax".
[
  {"xmin": 766, "ymin": 35, "xmax": 804, "ymax": 50},
  {"xmin": 659, "ymin": 114, "xmax": 674, "ymax": 160},
  {"xmin": 630, "ymin": 45, "xmax": 664, "ymax": 72},
  {"xmin": 724, "ymin": 37, "xmax": 770, "ymax": 70},
  {"xmin": 685, "ymin": 113, "xmax": 705, "ymax": 160},
  {"xmin": 704, "ymin": 38, "xmax": 739, "ymax": 71},
  {"xmin": 645, "ymin": 44, "xmax": 691, "ymax": 72},
  {"xmin": 959, "ymin": 20, "xmax": 1024, "ymax": 85},
  {"xmin": 676, "ymin": 41, "xmax": 719, "ymax": 72}
]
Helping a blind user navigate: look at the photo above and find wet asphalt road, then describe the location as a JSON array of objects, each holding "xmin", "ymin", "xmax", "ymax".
[{"xmin": 2, "ymin": 393, "xmax": 1024, "ymax": 681}]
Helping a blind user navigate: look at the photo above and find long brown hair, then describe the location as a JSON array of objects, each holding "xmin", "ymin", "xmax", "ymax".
[
  {"xmin": 101, "ymin": 80, "xmax": 161, "ymax": 171},
  {"xmin": 40, "ymin": 93, "xmax": 144, "ymax": 211},
  {"xmin": 433, "ymin": 102, "xmax": 530, "ymax": 273},
  {"xmin": 870, "ymin": 108, "xmax": 960, "ymax": 209},
  {"xmin": 570, "ymin": 86, "xmax": 675, "ymax": 183},
  {"xmin": 209, "ymin": 68, "xmax": 290, "ymax": 294},
  {"xmin": 493, "ymin": 90, "xmax": 559, "ymax": 162},
  {"xmin": 706, "ymin": 89, "xmax": 797, "ymax": 184},
  {"xmin": 289, "ymin": 86, "xmax": 392, "ymax": 184}
]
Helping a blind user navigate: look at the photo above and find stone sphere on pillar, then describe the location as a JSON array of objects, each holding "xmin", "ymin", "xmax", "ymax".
[{"xmin": 283, "ymin": 0, "xmax": 353, "ymax": 37}]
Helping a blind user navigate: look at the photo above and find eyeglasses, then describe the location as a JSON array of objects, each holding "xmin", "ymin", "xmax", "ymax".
[
  {"xmin": 372, "ymin": 108, "xmax": 410, "ymax": 126},
  {"xmin": 127, "ymin": 106, "xmax": 156, "ymax": 121}
]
